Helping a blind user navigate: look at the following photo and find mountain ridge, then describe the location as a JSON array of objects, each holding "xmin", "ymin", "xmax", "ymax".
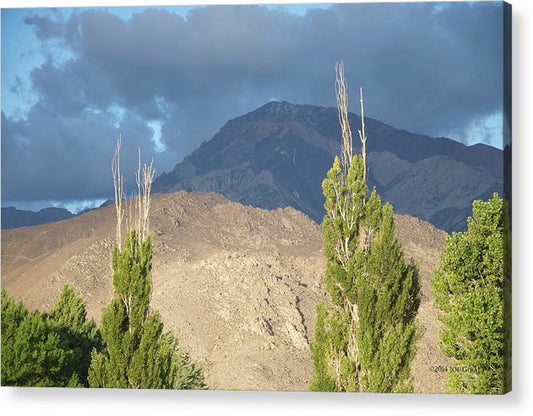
[
  {"xmin": 1, "ymin": 206, "xmax": 75, "ymax": 230},
  {"xmin": 153, "ymin": 101, "xmax": 503, "ymax": 232},
  {"xmin": 3, "ymin": 101, "xmax": 504, "ymax": 231}
]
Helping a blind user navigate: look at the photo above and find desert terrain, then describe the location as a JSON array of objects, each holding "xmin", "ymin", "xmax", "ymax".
[{"xmin": 1, "ymin": 191, "xmax": 452, "ymax": 392}]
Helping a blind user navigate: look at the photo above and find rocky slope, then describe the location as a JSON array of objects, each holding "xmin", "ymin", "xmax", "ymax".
[
  {"xmin": 153, "ymin": 101, "xmax": 504, "ymax": 232},
  {"xmin": 1, "ymin": 191, "xmax": 451, "ymax": 392}
]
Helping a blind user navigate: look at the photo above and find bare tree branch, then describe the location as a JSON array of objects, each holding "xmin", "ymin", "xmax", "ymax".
[
  {"xmin": 112, "ymin": 136, "xmax": 156, "ymax": 251},
  {"xmin": 335, "ymin": 60, "xmax": 353, "ymax": 179},
  {"xmin": 112, "ymin": 135, "xmax": 125, "ymax": 250},
  {"xmin": 358, "ymin": 87, "xmax": 367, "ymax": 182}
]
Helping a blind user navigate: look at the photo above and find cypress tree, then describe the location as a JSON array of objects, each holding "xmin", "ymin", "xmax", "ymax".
[
  {"xmin": 310, "ymin": 62, "xmax": 420, "ymax": 392},
  {"xmin": 354, "ymin": 202, "xmax": 420, "ymax": 392},
  {"xmin": 88, "ymin": 139, "xmax": 205, "ymax": 389},
  {"xmin": 432, "ymin": 193, "xmax": 511, "ymax": 394},
  {"xmin": 88, "ymin": 231, "xmax": 180, "ymax": 388}
]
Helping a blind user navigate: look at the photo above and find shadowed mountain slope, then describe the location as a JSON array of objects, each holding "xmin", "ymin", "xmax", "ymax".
[
  {"xmin": 1, "ymin": 206, "xmax": 74, "ymax": 229},
  {"xmin": 154, "ymin": 101, "xmax": 503, "ymax": 232}
]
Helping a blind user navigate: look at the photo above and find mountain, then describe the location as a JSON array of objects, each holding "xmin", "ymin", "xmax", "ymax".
[
  {"xmin": 153, "ymin": 101, "xmax": 504, "ymax": 232},
  {"xmin": 1, "ymin": 200, "xmax": 114, "ymax": 230},
  {"xmin": 1, "ymin": 206, "xmax": 74, "ymax": 230},
  {"xmin": 2, "ymin": 191, "xmax": 451, "ymax": 392}
]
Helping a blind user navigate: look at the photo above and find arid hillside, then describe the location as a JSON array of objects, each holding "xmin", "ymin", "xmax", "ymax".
[{"xmin": 1, "ymin": 191, "xmax": 451, "ymax": 392}]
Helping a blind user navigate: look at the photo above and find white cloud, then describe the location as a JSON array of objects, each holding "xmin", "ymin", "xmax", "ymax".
[
  {"xmin": 147, "ymin": 120, "xmax": 167, "ymax": 153},
  {"xmin": 465, "ymin": 112, "xmax": 504, "ymax": 148},
  {"xmin": 440, "ymin": 111, "xmax": 503, "ymax": 149}
]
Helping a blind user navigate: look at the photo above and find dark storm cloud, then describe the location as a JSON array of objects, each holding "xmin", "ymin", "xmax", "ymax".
[
  {"xmin": 2, "ymin": 2, "xmax": 504, "ymax": 203},
  {"xmin": 1, "ymin": 104, "xmax": 173, "ymax": 201}
]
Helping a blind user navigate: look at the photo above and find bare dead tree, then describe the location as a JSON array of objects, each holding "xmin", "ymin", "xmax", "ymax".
[
  {"xmin": 358, "ymin": 87, "xmax": 367, "ymax": 182},
  {"xmin": 135, "ymin": 149, "xmax": 155, "ymax": 243},
  {"xmin": 112, "ymin": 135, "xmax": 125, "ymax": 250},
  {"xmin": 112, "ymin": 136, "xmax": 156, "ymax": 251},
  {"xmin": 335, "ymin": 61, "xmax": 353, "ymax": 179}
]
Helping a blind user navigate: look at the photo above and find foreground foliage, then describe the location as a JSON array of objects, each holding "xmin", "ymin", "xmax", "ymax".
[
  {"xmin": 87, "ymin": 140, "xmax": 205, "ymax": 389},
  {"xmin": 310, "ymin": 155, "xmax": 420, "ymax": 393},
  {"xmin": 432, "ymin": 193, "xmax": 511, "ymax": 394},
  {"xmin": 310, "ymin": 63, "xmax": 420, "ymax": 392},
  {"xmin": 88, "ymin": 230, "xmax": 206, "ymax": 389},
  {"xmin": 1, "ymin": 285, "xmax": 101, "ymax": 387}
]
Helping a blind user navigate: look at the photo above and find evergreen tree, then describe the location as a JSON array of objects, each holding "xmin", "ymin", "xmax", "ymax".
[
  {"xmin": 311, "ymin": 156, "xmax": 420, "ymax": 392},
  {"xmin": 88, "ymin": 139, "xmax": 206, "ymax": 389},
  {"xmin": 88, "ymin": 231, "xmax": 174, "ymax": 388},
  {"xmin": 1, "ymin": 288, "xmax": 28, "ymax": 349},
  {"xmin": 310, "ymin": 62, "xmax": 420, "ymax": 392},
  {"xmin": 47, "ymin": 285, "xmax": 102, "ymax": 386},
  {"xmin": 1, "ymin": 287, "xmax": 92, "ymax": 387},
  {"xmin": 432, "ymin": 193, "xmax": 511, "ymax": 394}
]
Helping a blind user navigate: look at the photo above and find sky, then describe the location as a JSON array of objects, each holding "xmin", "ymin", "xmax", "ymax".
[{"xmin": 1, "ymin": 1, "xmax": 508, "ymax": 213}]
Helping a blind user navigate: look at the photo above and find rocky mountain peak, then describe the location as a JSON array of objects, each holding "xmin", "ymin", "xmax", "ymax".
[{"xmin": 151, "ymin": 101, "xmax": 504, "ymax": 233}]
